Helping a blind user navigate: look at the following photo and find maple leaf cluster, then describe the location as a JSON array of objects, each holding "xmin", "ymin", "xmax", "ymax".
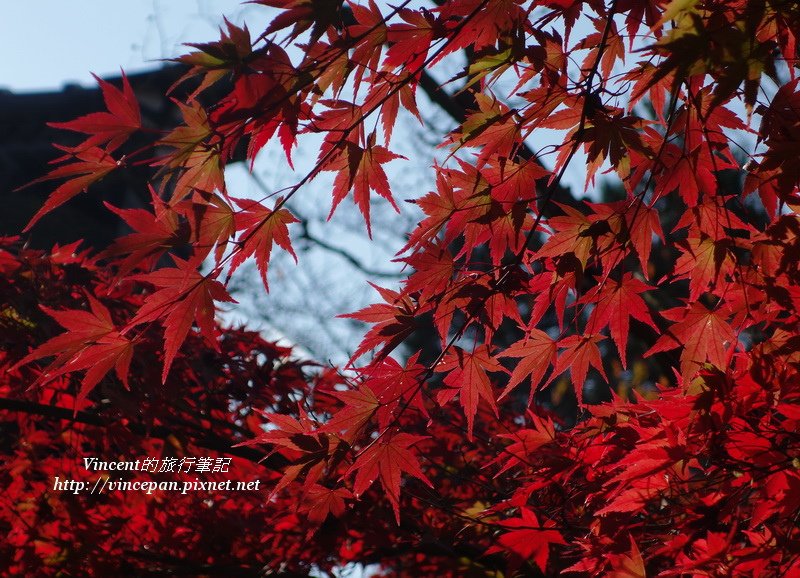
[
  {"xmin": 0, "ymin": 240, "xmax": 337, "ymax": 575},
  {"xmin": 6, "ymin": 0, "xmax": 800, "ymax": 575}
]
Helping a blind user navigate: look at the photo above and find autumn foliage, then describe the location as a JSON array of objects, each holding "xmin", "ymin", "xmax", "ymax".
[{"xmin": 3, "ymin": 0, "xmax": 800, "ymax": 575}]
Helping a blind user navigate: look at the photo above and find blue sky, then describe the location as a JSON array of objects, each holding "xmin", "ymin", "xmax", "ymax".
[{"xmin": 2, "ymin": 1, "xmax": 264, "ymax": 91}]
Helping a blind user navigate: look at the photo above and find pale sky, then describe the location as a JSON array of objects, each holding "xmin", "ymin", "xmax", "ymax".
[{"xmin": 2, "ymin": 1, "xmax": 266, "ymax": 91}]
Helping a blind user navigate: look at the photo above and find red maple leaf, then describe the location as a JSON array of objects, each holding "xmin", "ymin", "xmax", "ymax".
[
  {"xmin": 498, "ymin": 329, "xmax": 557, "ymax": 403},
  {"xmin": 228, "ymin": 197, "xmax": 298, "ymax": 290},
  {"xmin": 178, "ymin": 192, "xmax": 236, "ymax": 264},
  {"xmin": 452, "ymin": 93, "xmax": 522, "ymax": 165},
  {"xmin": 550, "ymin": 334, "xmax": 608, "ymax": 403},
  {"xmin": 437, "ymin": 346, "xmax": 507, "ymax": 439},
  {"xmin": 383, "ymin": 8, "xmax": 435, "ymax": 72},
  {"xmin": 437, "ymin": 0, "xmax": 525, "ymax": 53},
  {"xmin": 348, "ymin": 0, "xmax": 388, "ymax": 94},
  {"xmin": 340, "ymin": 283, "xmax": 418, "ymax": 362},
  {"xmin": 484, "ymin": 156, "xmax": 550, "ymax": 203},
  {"xmin": 155, "ymin": 101, "xmax": 225, "ymax": 202},
  {"xmin": 645, "ymin": 302, "xmax": 736, "ymax": 382},
  {"xmin": 256, "ymin": 0, "xmax": 344, "ymax": 44},
  {"xmin": 347, "ymin": 432, "xmax": 432, "ymax": 524},
  {"xmin": 672, "ymin": 235, "xmax": 735, "ymax": 300},
  {"xmin": 492, "ymin": 413, "xmax": 556, "ymax": 475},
  {"xmin": 607, "ymin": 536, "xmax": 647, "ymax": 578},
  {"xmin": 301, "ymin": 485, "xmax": 352, "ymax": 524},
  {"xmin": 129, "ymin": 257, "xmax": 235, "ymax": 382},
  {"xmin": 486, "ymin": 508, "xmax": 566, "ymax": 573},
  {"xmin": 582, "ymin": 274, "xmax": 658, "ymax": 368},
  {"xmin": 538, "ymin": 203, "xmax": 595, "ymax": 269},
  {"xmin": 14, "ymin": 294, "xmax": 134, "ymax": 406},
  {"xmin": 626, "ymin": 199, "xmax": 664, "ymax": 276},
  {"xmin": 358, "ymin": 353, "xmax": 429, "ymax": 421},
  {"xmin": 322, "ymin": 133, "xmax": 404, "ymax": 235},
  {"xmin": 321, "ymin": 385, "xmax": 380, "ymax": 442},
  {"xmin": 173, "ymin": 18, "xmax": 253, "ymax": 96},
  {"xmin": 102, "ymin": 187, "xmax": 187, "ymax": 276},
  {"xmin": 48, "ymin": 72, "xmax": 140, "ymax": 151},
  {"xmin": 22, "ymin": 146, "xmax": 119, "ymax": 231}
]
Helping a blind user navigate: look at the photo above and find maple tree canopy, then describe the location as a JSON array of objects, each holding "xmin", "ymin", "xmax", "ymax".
[{"xmin": 3, "ymin": 0, "xmax": 800, "ymax": 576}]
